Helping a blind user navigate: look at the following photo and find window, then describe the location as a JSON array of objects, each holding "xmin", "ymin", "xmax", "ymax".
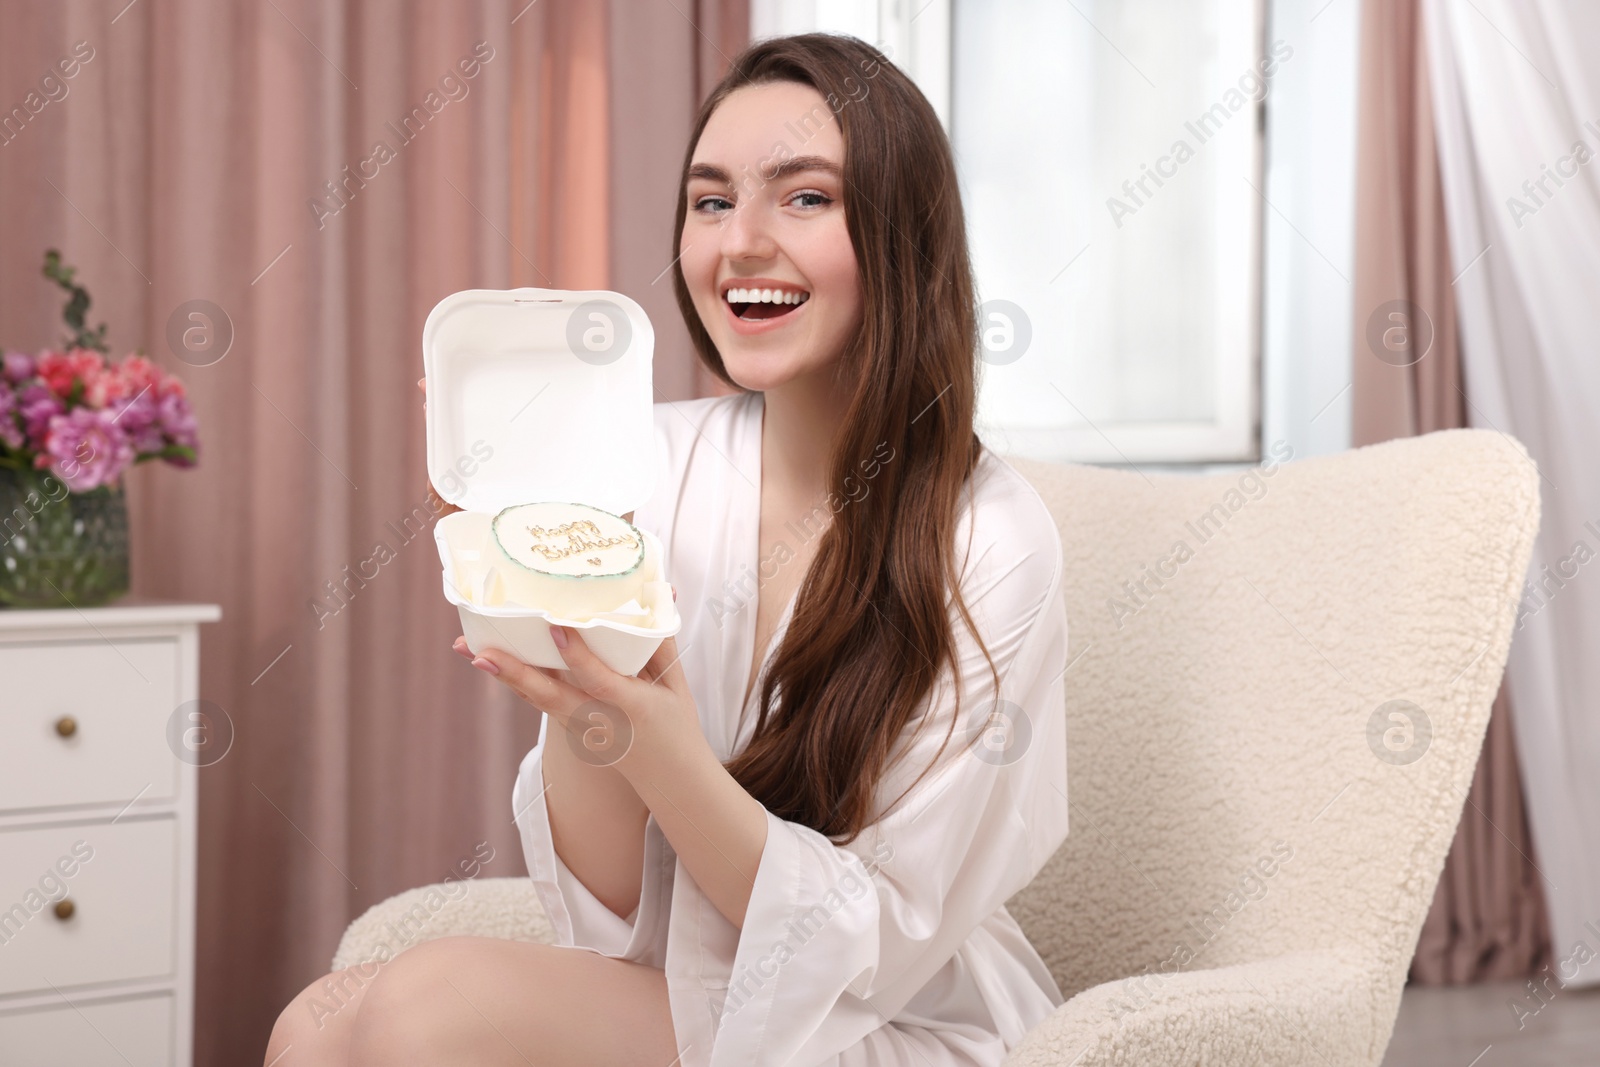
[{"xmin": 752, "ymin": 0, "xmax": 1281, "ymax": 465}]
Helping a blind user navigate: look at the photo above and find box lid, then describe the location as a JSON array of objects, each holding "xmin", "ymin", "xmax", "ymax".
[{"xmin": 423, "ymin": 287, "xmax": 656, "ymax": 516}]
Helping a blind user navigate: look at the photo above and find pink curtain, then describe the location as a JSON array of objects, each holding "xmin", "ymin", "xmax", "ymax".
[
  {"xmin": 0, "ymin": 1, "xmax": 743, "ymax": 1062},
  {"xmin": 1350, "ymin": 0, "xmax": 1550, "ymax": 983},
  {"xmin": 607, "ymin": 0, "xmax": 751, "ymax": 401}
]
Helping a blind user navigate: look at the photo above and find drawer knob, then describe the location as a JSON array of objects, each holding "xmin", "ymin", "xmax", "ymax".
[
  {"xmin": 54, "ymin": 715, "xmax": 78, "ymax": 737},
  {"xmin": 53, "ymin": 898, "xmax": 75, "ymax": 920}
]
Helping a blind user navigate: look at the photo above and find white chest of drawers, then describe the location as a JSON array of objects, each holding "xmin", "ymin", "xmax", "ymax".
[{"xmin": 0, "ymin": 599, "xmax": 219, "ymax": 1067}]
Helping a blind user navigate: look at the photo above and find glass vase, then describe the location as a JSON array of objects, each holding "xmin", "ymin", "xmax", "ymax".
[{"xmin": 0, "ymin": 466, "xmax": 131, "ymax": 608}]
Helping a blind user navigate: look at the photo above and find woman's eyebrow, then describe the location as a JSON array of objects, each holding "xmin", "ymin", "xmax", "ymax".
[{"xmin": 687, "ymin": 154, "xmax": 843, "ymax": 186}]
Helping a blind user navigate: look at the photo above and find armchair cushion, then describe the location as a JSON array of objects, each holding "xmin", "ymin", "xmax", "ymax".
[
  {"xmin": 1003, "ymin": 950, "xmax": 1374, "ymax": 1066},
  {"xmin": 331, "ymin": 876, "xmax": 553, "ymax": 972}
]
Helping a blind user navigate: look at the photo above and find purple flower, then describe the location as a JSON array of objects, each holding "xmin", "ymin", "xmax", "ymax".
[
  {"xmin": 113, "ymin": 388, "xmax": 165, "ymax": 455},
  {"xmin": 0, "ymin": 382, "xmax": 22, "ymax": 450},
  {"xmin": 43, "ymin": 407, "xmax": 134, "ymax": 491},
  {"xmin": 156, "ymin": 390, "xmax": 200, "ymax": 467},
  {"xmin": 2, "ymin": 350, "xmax": 33, "ymax": 384},
  {"xmin": 18, "ymin": 383, "xmax": 62, "ymax": 448}
]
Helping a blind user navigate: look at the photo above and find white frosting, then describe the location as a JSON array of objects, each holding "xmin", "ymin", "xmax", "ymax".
[
  {"xmin": 471, "ymin": 502, "xmax": 651, "ymax": 621},
  {"xmin": 492, "ymin": 501, "xmax": 644, "ymax": 579},
  {"xmin": 436, "ymin": 505, "xmax": 670, "ymax": 626}
]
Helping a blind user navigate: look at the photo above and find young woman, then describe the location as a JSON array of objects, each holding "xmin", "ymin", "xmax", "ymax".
[{"xmin": 266, "ymin": 32, "xmax": 1068, "ymax": 1067}]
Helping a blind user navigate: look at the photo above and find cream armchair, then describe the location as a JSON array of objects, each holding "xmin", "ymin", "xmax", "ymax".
[{"xmin": 335, "ymin": 428, "xmax": 1540, "ymax": 1066}]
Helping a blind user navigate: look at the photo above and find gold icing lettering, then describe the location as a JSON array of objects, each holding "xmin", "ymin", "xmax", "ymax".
[{"xmin": 525, "ymin": 519, "xmax": 640, "ymax": 566}]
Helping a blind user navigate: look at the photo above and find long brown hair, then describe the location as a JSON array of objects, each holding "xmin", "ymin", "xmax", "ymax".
[{"xmin": 670, "ymin": 33, "xmax": 999, "ymax": 844}]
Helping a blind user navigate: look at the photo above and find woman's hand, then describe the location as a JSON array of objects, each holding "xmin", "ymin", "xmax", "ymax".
[{"xmin": 455, "ymin": 622, "xmax": 697, "ymax": 769}]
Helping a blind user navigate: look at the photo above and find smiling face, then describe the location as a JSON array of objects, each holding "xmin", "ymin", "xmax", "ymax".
[{"xmin": 679, "ymin": 80, "xmax": 862, "ymax": 393}]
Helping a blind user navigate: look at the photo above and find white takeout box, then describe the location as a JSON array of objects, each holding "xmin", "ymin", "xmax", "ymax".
[{"xmin": 424, "ymin": 287, "xmax": 677, "ymax": 675}]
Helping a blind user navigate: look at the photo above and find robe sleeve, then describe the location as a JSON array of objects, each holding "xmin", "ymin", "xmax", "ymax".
[
  {"xmin": 717, "ymin": 484, "xmax": 1070, "ymax": 1057},
  {"xmin": 512, "ymin": 720, "xmax": 671, "ymax": 965}
]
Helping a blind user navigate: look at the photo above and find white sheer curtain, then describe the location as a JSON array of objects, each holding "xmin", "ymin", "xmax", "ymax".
[
  {"xmin": 1424, "ymin": 0, "xmax": 1600, "ymax": 986},
  {"xmin": 950, "ymin": 0, "xmax": 1261, "ymax": 464}
]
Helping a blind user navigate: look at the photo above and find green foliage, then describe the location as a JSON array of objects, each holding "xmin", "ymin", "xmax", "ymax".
[{"xmin": 42, "ymin": 249, "xmax": 109, "ymax": 353}]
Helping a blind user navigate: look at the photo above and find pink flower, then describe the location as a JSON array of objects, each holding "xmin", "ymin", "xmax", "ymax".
[
  {"xmin": 118, "ymin": 354, "xmax": 164, "ymax": 397},
  {"xmin": 5, "ymin": 349, "xmax": 200, "ymax": 476},
  {"xmin": 70, "ymin": 348, "xmax": 103, "ymax": 379},
  {"xmin": 84, "ymin": 362, "xmax": 131, "ymax": 408},
  {"xmin": 34, "ymin": 350, "xmax": 75, "ymax": 395},
  {"xmin": 42, "ymin": 407, "xmax": 134, "ymax": 491},
  {"xmin": 106, "ymin": 388, "xmax": 162, "ymax": 454},
  {"xmin": 35, "ymin": 348, "xmax": 108, "ymax": 401},
  {"xmin": 18, "ymin": 383, "xmax": 63, "ymax": 445},
  {"xmin": 2, "ymin": 350, "xmax": 33, "ymax": 383},
  {"xmin": 156, "ymin": 389, "xmax": 200, "ymax": 467},
  {"xmin": 0, "ymin": 381, "xmax": 22, "ymax": 450}
]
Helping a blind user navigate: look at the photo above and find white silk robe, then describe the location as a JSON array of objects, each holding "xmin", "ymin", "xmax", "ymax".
[{"xmin": 512, "ymin": 390, "xmax": 1070, "ymax": 1066}]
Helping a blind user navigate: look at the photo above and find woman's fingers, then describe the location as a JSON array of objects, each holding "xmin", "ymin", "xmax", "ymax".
[
  {"xmin": 546, "ymin": 626, "xmax": 694, "ymax": 727},
  {"xmin": 550, "ymin": 625, "xmax": 686, "ymax": 699},
  {"xmin": 639, "ymin": 635, "xmax": 689, "ymax": 695},
  {"xmin": 455, "ymin": 616, "xmax": 686, "ymax": 724},
  {"xmin": 547, "ymin": 626, "xmax": 630, "ymax": 703},
  {"xmin": 470, "ymin": 645, "xmax": 590, "ymax": 721}
]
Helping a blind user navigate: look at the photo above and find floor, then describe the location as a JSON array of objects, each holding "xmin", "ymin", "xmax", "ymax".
[{"xmin": 1381, "ymin": 978, "xmax": 1600, "ymax": 1067}]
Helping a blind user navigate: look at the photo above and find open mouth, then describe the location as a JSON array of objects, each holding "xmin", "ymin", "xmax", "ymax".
[{"xmin": 724, "ymin": 286, "xmax": 810, "ymax": 321}]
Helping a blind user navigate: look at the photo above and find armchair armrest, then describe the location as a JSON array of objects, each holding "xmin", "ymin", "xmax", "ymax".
[
  {"xmin": 1003, "ymin": 950, "xmax": 1377, "ymax": 1067},
  {"xmin": 331, "ymin": 876, "xmax": 555, "ymax": 971}
]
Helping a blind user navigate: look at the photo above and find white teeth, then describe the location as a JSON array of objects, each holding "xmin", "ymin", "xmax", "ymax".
[{"xmin": 725, "ymin": 287, "xmax": 810, "ymax": 305}]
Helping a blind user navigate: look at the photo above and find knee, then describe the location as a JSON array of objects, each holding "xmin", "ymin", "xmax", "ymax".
[
  {"xmin": 266, "ymin": 963, "xmax": 381, "ymax": 1063},
  {"xmin": 348, "ymin": 938, "xmax": 489, "ymax": 1064}
]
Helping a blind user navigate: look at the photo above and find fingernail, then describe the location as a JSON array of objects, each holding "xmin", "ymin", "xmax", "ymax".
[
  {"xmin": 471, "ymin": 655, "xmax": 499, "ymax": 676},
  {"xmin": 550, "ymin": 625, "xmax": 569, "ymax": 649}
]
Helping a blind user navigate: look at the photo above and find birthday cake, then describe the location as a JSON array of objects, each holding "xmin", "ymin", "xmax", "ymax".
[{"xmin": 481, "ymin": 501, "xmax": 651, "ymax": 621}]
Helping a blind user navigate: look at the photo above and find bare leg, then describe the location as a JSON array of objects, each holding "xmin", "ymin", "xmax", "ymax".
[
  {"xmin": 265, "ymin": 961, "xmax": 385, "ymax": 1065},
  {"xmin": 347, "ymin": 936, "xmax": 681, "ymax": 1067}
]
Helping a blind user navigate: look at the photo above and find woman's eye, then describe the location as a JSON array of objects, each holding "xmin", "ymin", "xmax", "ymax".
[
  {"xmin": 694, "ymin": 195, "xmax": 733, "ymax": 214},
  {"xmin": 791, "ymin": 191, "xmax": 833, "ymax": 209}
]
